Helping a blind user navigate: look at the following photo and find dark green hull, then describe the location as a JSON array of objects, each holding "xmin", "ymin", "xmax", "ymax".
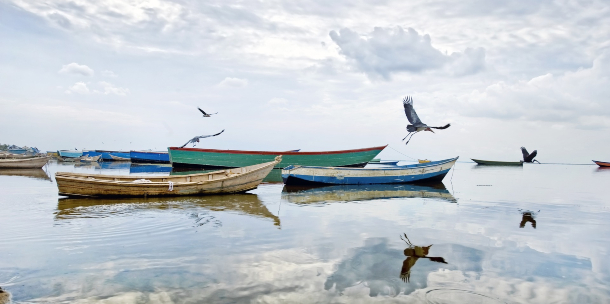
[
  {"xmin": 471, "ymin": 158, "xmax": 523, "ymax": 166},
  {"xmin": 168, "ymin": 146, "xmax": 386, "ymax": 169}
]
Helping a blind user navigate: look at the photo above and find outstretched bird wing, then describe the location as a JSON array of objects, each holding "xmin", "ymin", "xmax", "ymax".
[
  {"xmin": 521, "ymin": 147, "xmax": 529, "ymax": 160},
  {"xmin": 403, "ymin": 96, "xmax": 426, "ymax": 127},
  {"xmin": 430, "ymin": 124, "xmax": 451, "ymax": 130},
  {"xmin": 197, "ymin": 107, "xmax": 208, "ymax": 115},
  {"xmin": 180, "ymin": 130, "xmax": 225, "ymax": 148}
]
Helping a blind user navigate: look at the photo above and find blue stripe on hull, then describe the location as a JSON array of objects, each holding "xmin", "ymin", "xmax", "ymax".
[
  {"xmin": 282, "ymin": 168, "xmax": 451, "ymax": 185},
  {"xmin": 83, "ymin": 151, "xmax": 102, "ymax": 157},
  {"xmin": 97, "ymin": 151, "xmax": 130, "ymax": 160},
  {"xmin": 130, "ymin": 151, "xmax": 170, "ymax": 163}
]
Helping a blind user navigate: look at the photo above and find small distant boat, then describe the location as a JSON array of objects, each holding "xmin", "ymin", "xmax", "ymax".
[
  {"xmin": 46, "ymin": 151, "xmax": 59, "ymax": 157},
  {"xmin": 471, "ymin": 159, "xmax": 523, "ymax": 166},
  {"xmin": 593, "ymin": 160, "xmax": 610, "ymax": 167},
  {"xmin": 97, "ymin": 150, "xmax": 130, "ymax": 161},
  {"xmin": 55, "ymin": 156, "xmax": 282, "ymax": 197},
  {"xmin": 368, "ymin": 160, "xmax": 400, "ymax": 165},
  {"xmin": 58, "ymin": 150, "xmax": 83, "ymax": 158},
  {"xmin": 79, "ymin": 155, "xmax": 102, "ymax": 162},
  {"xmin": 109, "ymin": 154, "xmax": 130, "ymax": 161},
  {"xmin": 130, "ymin": 151, "xmax": 170, "ymax": 163},
  {"xmin": 8, "ymin": 148, "xmax": 27, "ymax": 154},
  {"xmin": 418, "ymin": 159, "xmax": 431, "ymax": 163},
  {"xmin": 0, "ymin": 156, "xmax": 50, "ymax": 168},
  {"xmin": 282, "ymin": 157, "xmax": 458, "ymax": 185}
]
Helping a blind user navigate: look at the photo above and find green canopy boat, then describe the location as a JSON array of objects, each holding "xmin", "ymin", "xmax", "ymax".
[{"xmin": 471, "ymin": 158, "xmax": 523, "ymax": 166}]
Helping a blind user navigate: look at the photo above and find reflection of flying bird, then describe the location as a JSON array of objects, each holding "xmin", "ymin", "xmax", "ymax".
[
  {"xmin": 197, "ymin": 107, "xmax": 218, "ymax": 117},
  {"xmin": 402, "ymin": 96, "xmax": 451, "ymax": 145},
  {"xmin": 521, "ymin": 147, "xmax": 540, "ymax": 163},
  {"xmin": 399, "ymin": 233, "xmax": 447, "ymax": 283},
  {"xmin": 519, "ymin": 209, "xmax": 539, "ymax": 229},
  {"xmin": 180, "ymin": 130, "xmax": 225, "ymax": 148}
]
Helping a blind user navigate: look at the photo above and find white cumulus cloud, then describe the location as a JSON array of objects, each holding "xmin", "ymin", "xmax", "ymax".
[
  {"xmin": 329, "ymin": 26, "xmax": 486, "ymax": 80},
  {"xmin": 58, "ymin": 62, "xmax": 94, "ymax": 77},
  {"xmin": 97, "ymin": 81, "xmax": 129, "ymax": 96},
  {"xmin": 101, "ymin": 70, "xmax": 118, "ymax": 77},
  {"xmin": 64, "ymin": 82, "xmax": 90, "ymax": 94},
  {"xmin": 218, "ymin": 77, "xmax": 248, "ymax": 88}
]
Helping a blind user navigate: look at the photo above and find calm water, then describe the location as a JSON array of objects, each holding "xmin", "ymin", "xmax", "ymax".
[{"xmin": 1, "ymin": 160, "xmax": 610, "ymax": 303}]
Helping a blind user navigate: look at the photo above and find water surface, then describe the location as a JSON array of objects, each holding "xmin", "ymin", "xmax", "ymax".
[{"xmin": 1, "ymin": 160, "xmax": 609, "ymax": 303}]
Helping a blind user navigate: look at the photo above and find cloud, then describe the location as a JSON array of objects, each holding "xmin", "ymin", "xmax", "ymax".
[
  {"xmin": 58, "ymin": 62, "xmax": 94, "ymax": 76},
  {"xmin": 458, "ymin": 51, "xmax": 610, "ymax": 128},
  {"xmin": 329, "ymin": 26, "xmax": 485, "ymax": 80},
  {"xmin": 268, "ymin": 98, "xmax": 288, "ymax": 104},
  {"xmin": 218, "ymin": 77, "xmax": 248, "ymax": 88},
  {"xmin": 96, "ymin": 81, "xmax": 129, "ymax": 96},
  {"xmin": 101, "ymin": 70, "xmax": 117, "ymax": 77},
  {"xmin": 64, "ymin": 82, "xmax": 90, "ymax": 94}
]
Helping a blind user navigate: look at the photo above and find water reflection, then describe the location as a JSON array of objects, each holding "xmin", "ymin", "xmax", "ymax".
[
  {"xmin": 56, "ymin": 194, "xmax": 280, "ymax": 227},
  {"xmin": 324, "ymin": 238, "xmax": 483, "ymax": 297},
  {"xmin": 0, "ymin": 168, "xmax": 51, "ymax": 181},
  {"xmin": 399, "ymin": 233, "xmax": 447, "ymax": 283},
  {"xmin": 129, "ymin": 163, "xmax": 171, "ymax": 174},
  {"xmin": 282, "ymin": 183, "xmax": 456, "ymax": 204},
  {"xmin": 519, "ymin": 210, "xmax": 539, "ymax": 229}
]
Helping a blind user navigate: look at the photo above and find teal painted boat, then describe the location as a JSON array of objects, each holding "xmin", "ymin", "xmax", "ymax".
[
  {"xmin": 471, "ymin": 159, "xmax": 523, "ymax": 166},
  {"xmin": 168, "ymin": 146, "xmax": 386, "ymax": 169}
]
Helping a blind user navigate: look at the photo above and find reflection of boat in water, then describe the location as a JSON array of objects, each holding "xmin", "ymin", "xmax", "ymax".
[
  {"xmin": 0, "ymin": 168, "xmax": 51, "ymax": 181},
  {"xmin": 172, "ymin": 168, "xmax": 283, "ymax": 183},
  {"xmin": 131, "ymin": 163, "xmax": 172, "ymax": 174},
  {"xmin": 100, "ymin": 161, "xmax": 132, "ymax": 170},
  {"xmin": 55, "ymin": 194, "xmax": 280, "ymax": 227},
  {"xmin": 281, "ymin": 183, "xmax": 456, "ymax": 204}
]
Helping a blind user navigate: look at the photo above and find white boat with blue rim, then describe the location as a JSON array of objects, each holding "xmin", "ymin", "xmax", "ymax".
[{"xmin": 281, "ymin": 157, "xmax": 458, "ymax": 185}]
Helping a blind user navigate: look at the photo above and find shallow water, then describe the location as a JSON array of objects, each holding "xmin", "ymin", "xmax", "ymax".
[{"xmin": 1, "ymin": 160, "xmax": 609, "ymax": 303}]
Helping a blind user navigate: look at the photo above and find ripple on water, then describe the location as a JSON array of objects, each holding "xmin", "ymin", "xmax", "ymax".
[{"xmin": 425, "ymin": 288, "xmax": 505, "ymax": 304}]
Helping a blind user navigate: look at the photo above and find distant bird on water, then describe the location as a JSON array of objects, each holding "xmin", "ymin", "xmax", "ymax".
[
  {"xmin": 198, "ymin": 107, "xmax": 218, "ymax": 117},
  {"xmin": 180, "ymin": 130, "xmax": 225, "ymax": 148},
  {"xmin": 521, "ymin": 147, "xmax": 540, "ymax": 163},
  {"xmin": 402, "ymin": 96, "xmax": 451, "ymax": 145}
]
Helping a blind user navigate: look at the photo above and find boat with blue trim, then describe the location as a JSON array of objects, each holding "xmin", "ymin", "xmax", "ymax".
[
  {"xmin": 130, "ymin": 151, "xmax": 170, "ymax": 163},
  {"xmin": 96, "ymin": 150, "xmax": 130, "ymax": 161},
  {"xmin": 58, "ymin": 150, "xmax": 83, "ymax": 158},
  {"xmin": 281, "ymin": 157, "xmax": 458, "ymax": 185}
]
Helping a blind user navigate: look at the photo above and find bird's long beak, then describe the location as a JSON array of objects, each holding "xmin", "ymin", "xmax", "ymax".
[{"xmin": 427, "ymin": 128, "xmax": 435, "ymax": 133}]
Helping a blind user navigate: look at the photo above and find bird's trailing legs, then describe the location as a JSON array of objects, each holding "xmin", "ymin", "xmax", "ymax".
[{"xmin": 403, "ymin": 132, "xmax": 416, "ymax": 146}]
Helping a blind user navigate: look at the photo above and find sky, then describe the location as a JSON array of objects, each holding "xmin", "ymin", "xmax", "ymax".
[{"xmin": 1, "ymin": 0, "xmax": 609, "ymax": 162}]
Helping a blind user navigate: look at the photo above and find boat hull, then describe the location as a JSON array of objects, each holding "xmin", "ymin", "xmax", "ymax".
[
  {"xmin": 96, "ymin": 150, "xmax": 130, "ymax": 161},
  {"xmin": 471, "ymin": 159, "xmax": 523, "ymax": 166},
  {"xmin": 55, "ymin": 157, "xmax": 281, "ymax": 197},
  {"xmin": 168, "ymin": 146, "xmax": 386, "ymax": 169},
  {"xmin": 593, "ymin": 160, "xmax": 610, "ymax": 167},
  {"xmin": 0, "ymin": 156, "xmax": 50, "ymax": 168},
  {"xmin": 282, "ymin": 157, "xmax": 458, "ymax": 185},
  {"xmin": 58, "ymin": 150, "xmax": 83, "ymax": 158},
  {"xmin": 130, "ymin": 151, "xmax": 170, "ymax": 163}
]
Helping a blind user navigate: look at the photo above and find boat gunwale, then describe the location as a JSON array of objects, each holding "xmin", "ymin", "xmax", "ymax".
[
  {"xmin": 593, "ymin": 160, "xmax": 610, "ymax": 166},
  {"xmin": 55, "ymin": 160, "xmax": 278, "ymax": 186},
  {"xmin": 168, "ymin": 145, "xmax": 387, "ymax": 156},
  {"xmin": 131, "ymin": 150, "xmax": 169, "ymax": 155},
  {"xmin": 0, "ymin": 156, "xmax": 50, "ymax": 163},
  {"xmin": 283, "ymin": 157, "xmax": 458, "ymax": 172}
]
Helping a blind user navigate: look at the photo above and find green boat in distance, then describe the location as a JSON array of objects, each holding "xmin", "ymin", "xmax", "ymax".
[
  {"xmin": 168, "ymin": 146, "xmax": 387, "ymax": 169},
  {"xmin": 471, "ymin": 158, "xmax": 523, "ymax": 166}
]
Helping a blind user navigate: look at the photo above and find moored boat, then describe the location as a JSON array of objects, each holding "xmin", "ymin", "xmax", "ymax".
[
  {"xmin": 130, "ymin": 151, "xmax": 170, "ymax": 163},
  {"xmin": 282, "ymin": 157, "xmax": 458, "ymax": 185},
  {"xmin": 168, "ymin": 146, "xmax": 386, "ymax": 169},
  {"xmin": 58, "ymin": 150, "xmax": 83, "ymax": 158},
  {"xmin": 96, "ymin": 150, "xmax": 130, "ymax": 161},
  {"xmin": 593, "ymin": 160, "xmax": 610, "ymax": 167},
  {"xmin": 55, "ymin": 156, "xmax": 282, "ymax": 197},
  {"xmin": 78, "ymin": 155, "xmax": 102, "ymax": 162},
  {"xmin": 471, "ymin": 159, "xmax": 523, "ymax": 166},
  {"xmin": 0, "ymin": 156, "xmax": 50, "ymax": 169},
  {"xmin": 109, "ymin": 154, "xmax": 130, "ymax": 161}
]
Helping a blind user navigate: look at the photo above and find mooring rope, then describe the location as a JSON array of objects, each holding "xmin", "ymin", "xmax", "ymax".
[{"xmin": 386, "ymin": 145, "xmax": 417, "ymax": 161}]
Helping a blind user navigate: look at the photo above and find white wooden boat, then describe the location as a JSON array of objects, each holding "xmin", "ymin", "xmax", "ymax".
[
  {"xmin": 79, "ymin": 155, "xmax": 101, "ymax": 162},
  {"xmin": 0, "ymin": 156, "xmax": 50, "ymax": 169},
  {"xmin": 55, "ymin": 156, "xmax": 282, "ymax": 197},
  {"xmin": 109, "ymin": 154, "xmax": 130, "ymax": 161}
]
